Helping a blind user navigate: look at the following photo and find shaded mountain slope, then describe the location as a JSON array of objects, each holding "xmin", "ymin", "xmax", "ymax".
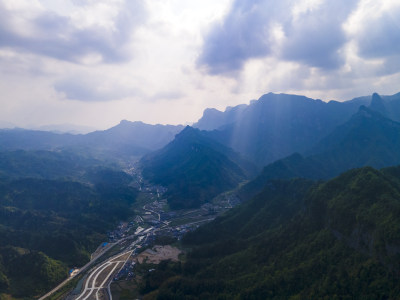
[
  {"xmin": 309, "ymin": 106, "xmax": 400, "ymax": 169},
  {"xmin": 142, "ymin": 166, "xmax": 400, "ymax": 299},
  {"xmin": 0, "ymin": 150, "xmax": 102, "ymax": 180},
  {"xmin": 195, "ymin": 92, "xmax": 370, "ymax": 166},
  {"xmin": 370, "ymin": 92, "xmax": 400, "ymax": 122},
  {"xmin": 194, "ymin": 104, "xmax": 247, "ymax": 131},
  {"xmin": 238, "ymin": 153, "xmax": 328, "ymax": 200},
  {"xmin": 140, "ymin": 126, "xmax": 251, "ymax": 209},
  {"xmin": 239, "ymin": 106, "xmax": 400, "ymax": 200},
  {"xmin": 195, "ymin": 92, "xmax": 400, "ymax": 167}
]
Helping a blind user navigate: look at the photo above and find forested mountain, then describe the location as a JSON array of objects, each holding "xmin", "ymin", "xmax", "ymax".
[
  {"xmin": 141, "ymin": 166, "xmax": 400, "ymax": 299},
  {"xmin": 195, "ymin": 92, "xmax": 400, "ymax": 167},
  {"xmin": 0, "ymin": 174, "xmax": 138, "ymax": 297},
  {"xmin": 0, "ymin": 121, "xmax": 183, "ymax": 298},
  {"xmin": 0, "ymin": 150, "xmax": 102, "ymax": 180},
  {"xmin": 309, "ymin": 105, "xmax": 400, "ymax": 163},
  {"xmin": 140, "ymin": 126, "xmax": 252, "ymax": 209},
  {"xmin": 0, "ymin": 149, "xmax": 139, "ymax": 298},
  {"xmin": 239, "ymin": 105, "xmax": 400, "ymax": 200}
]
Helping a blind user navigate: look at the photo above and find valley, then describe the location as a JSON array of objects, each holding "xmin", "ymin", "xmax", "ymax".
[{"xmin": 39, "ymin": 169, "xmax": 238, "ymax": 299}]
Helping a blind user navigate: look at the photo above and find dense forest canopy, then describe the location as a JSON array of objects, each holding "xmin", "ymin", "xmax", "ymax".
[{"xmin": 141, "ymin": 166, "xmax": 400, "ymax": 299}]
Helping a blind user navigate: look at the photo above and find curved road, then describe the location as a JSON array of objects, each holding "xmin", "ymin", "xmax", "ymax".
[
  {"xmin": 75, "ymin": 251, "xmax": 132, "ymax": 300},
  {"xmin": 38, "ymin": 242, "xmax": 117, "ymax": 300}
]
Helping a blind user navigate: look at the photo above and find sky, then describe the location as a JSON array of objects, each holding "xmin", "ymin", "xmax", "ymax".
[{"xmin": 0, "ymin": 0, "xmax": 399, "ymax": 130}]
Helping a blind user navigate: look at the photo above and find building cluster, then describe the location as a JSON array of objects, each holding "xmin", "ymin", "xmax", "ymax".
[
  {"xmin": 107, "ymin": 221, "xmax": 135, "ymax": 242},
  {"xmin": 114, "ymin": 260, "xmax": 135, "ymax": 281}
]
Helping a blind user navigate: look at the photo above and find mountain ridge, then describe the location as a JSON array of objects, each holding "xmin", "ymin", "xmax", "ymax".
[
  {"xmin": 140, "ymin": 126, "xmax": 251, "ymax": 209},
  {"xmin": 239, "ymin": 105, "xmax": 400, "ymax": 200}
]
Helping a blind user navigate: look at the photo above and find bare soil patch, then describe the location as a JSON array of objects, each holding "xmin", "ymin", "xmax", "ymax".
[{"xmin": 136, "ymin": 245, "xmax": 182, "ymax": 264}]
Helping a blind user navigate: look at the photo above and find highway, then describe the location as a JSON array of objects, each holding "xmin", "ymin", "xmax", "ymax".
[
  {"xmin": 39, "ymin": 188, "xmax": 219, "ymax": 299},
  {"xmin": 73, "ymin": 234, "xmax": 148, "ymax": 300},
  {"xmin": 39, "ymin": 233, "xmax": 145, "ymax": 300},
  {"xmin": 38, "ymin": 242, "xmax": 117, "ymax": 300},
  {"xmin": 75, "ymin": 251, "xmax": 132, "ymax": 300}
]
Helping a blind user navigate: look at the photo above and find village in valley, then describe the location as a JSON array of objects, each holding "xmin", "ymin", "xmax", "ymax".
[{"xmin": 42, "ymin": 166, "xmax": 242, "ymax": 300}]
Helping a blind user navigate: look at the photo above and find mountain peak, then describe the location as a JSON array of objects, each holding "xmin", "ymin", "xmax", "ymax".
[
  {"xmin": 140, "ymin": 126, "xmax": 246, "ymax": 209},
  {"xmin": 203, "ymin": 107, "xmax": 221, "ymax": 114},
  {"xmin": 177, "ymin": 125, "xmax": 198, "ymax": 136},
  {"xmin": 118, "ymin": 120, "xmax": 145, "ymax": 126},
  {"xmin": 369, "ymin": 92, "xmax": 387, "ymax": 116}
]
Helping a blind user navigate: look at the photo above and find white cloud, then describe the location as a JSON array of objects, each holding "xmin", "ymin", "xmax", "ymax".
[
  {"xmin": 0, "ymin": 0, "xmax": 146, "ymax": 63},
  {"xmin": 0, "ymin": 0, "xmax": 399, "ymax": 129}
]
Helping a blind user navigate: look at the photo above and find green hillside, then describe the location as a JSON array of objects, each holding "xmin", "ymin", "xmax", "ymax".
[
  {"xmin": 0, "ymin": 150, "xmax": 102, "ymax": 180},
  {"xmin": 0, "ymin": 175, "xmax": 138, "ymax": 297},
  {"xmin": 141, "ymin": 166, "xmax": 400, "ymax": 299}
]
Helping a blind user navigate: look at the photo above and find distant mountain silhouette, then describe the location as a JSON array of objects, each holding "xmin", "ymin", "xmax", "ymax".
[
  {"xmin": 194, "ymin": 104, "xmax": 247, "ymax": 131},
  {"xmin": 0, "ymin": 121, "xmax": 184, "ymax": 159},
  {"xmin": 34, "ymin": 123, "xmax": 97, "ymax": 134},
  {"xmin": 369, "ymin": 93, "xmax": 387, "ymax": 117},
  {"xmin": 195, "ymin": 93, "xmax": 369, "ymax": 166},
  {"xmin": 81, "ymin": 120, "xmax": 184, "ymax": 157},
  {"xmin": 140, "ymin": 126, "xmax": 251, "ymax": 209},
  {"xmin": 195, "ymin": 92, "xmax": 400, "ymax": 168}
]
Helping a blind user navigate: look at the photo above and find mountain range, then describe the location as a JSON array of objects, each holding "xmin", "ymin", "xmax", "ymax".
[
  {"xmin": 138, "ymin": 91, "xmax": 400, "ymax": 208},
  {"xmin": 195, "ymin": 92, "xmax": 400, "ymax": 166},
  {"xmin": 239, "ymin": 104, "xmax": 400, "ymax": 200},
  {"xmin": 2, "ymin": 91, "xmax": 398, "ymax": 209},
  {"xmin": 0, "ymin": 121, "xmax": 184, "ymax": 160},
  {"xmin": 1, "ymin": 91, "xmax": 399, "ymax": 169},
  {"xmin": 1, "ymin": 90, "xmax": 400, "ymax": 298}
]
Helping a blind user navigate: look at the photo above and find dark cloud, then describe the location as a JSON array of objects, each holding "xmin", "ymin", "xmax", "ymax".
[
  {"xmin": 281, "ymin": 0, "xmax": 359, "ymax": 69},
  {"xmin": 197, "ymin": 0, "xmax": 279, "ymax": 74},
  {"xmin": 0, "ymin": 1, "xmax": 147, "ymax": 64},
  {"xmin": 355, "ymin": 6, "xmax": 400, "ymax": 60},
  {"xmin": 198, "ymin": 0, "xmax": 359, "ymax": 74}
]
